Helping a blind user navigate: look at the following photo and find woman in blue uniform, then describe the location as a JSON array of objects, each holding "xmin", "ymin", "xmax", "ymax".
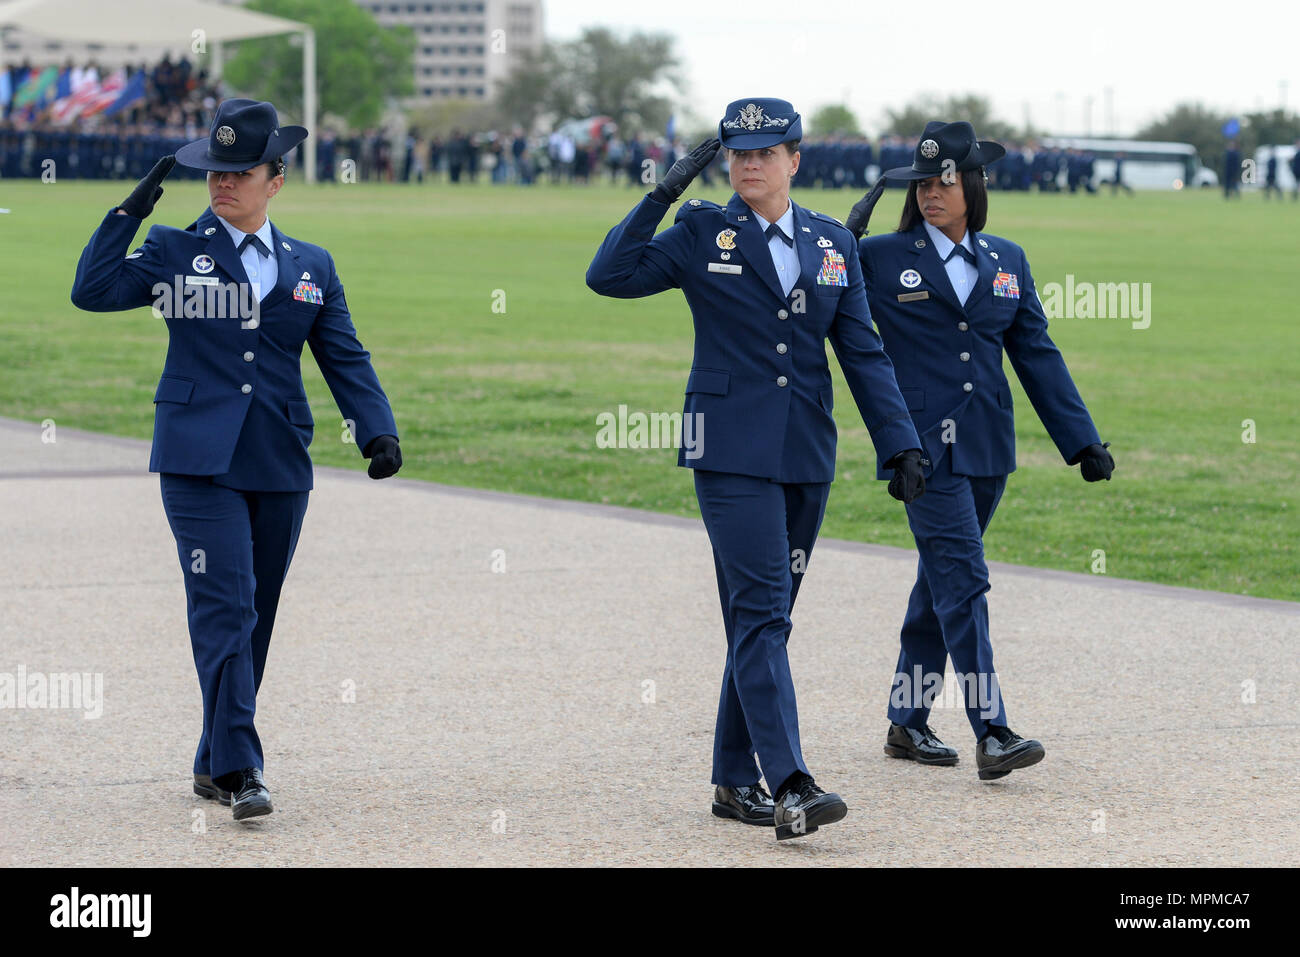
[
  {"xmin": 587, "ymin": 98, "xmax": 925, "ymax": 839},
  {"xmin": 71, "ymin": 100, "xmax": 403, "ymax": 820},
  {"xmin": 848, "ymin": 121, "xmax": 1114, "ymax": 781}
]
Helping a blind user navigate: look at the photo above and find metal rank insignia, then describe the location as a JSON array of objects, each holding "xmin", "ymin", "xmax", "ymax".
[{"xmin": 715, "ymin": 229, "xmax": 737, "ymax": 251}]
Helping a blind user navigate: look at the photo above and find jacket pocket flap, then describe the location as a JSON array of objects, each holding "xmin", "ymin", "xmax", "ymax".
[
  {"xmin": 286, "ymin": 399, "xmax": 315, "ymax": 426},
  {"xmin": 685, "ymin": 369, "xmax": 730, "ymax": 396},
  {"xmin": 153, "ymin": 375, "xmax": 195, "ymax": 404}
]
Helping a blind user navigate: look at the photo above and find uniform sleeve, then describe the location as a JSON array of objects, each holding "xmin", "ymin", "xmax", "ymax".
[
  {"xmin": 306, "ymin": 252, "xmax": 400, "ymax": 454},
  {"xmin": 585, "ymin": 194, "xmax": 695, "ymax": 298},
  {"xmin": 828, "ymin": 231, "xmax": 921, "ymax": 463},
  {"xmin": 70, "ymin": 209, "xmax": 167, "ymax": 312},
  {"xmin": 1004, "ymin": 253, "xmax": 1102, "ymax": 463}
]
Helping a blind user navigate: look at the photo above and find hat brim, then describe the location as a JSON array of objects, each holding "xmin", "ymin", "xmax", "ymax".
[
  {"xmin": 175, "ymin": 126, "xmax": 308, "ymax": 172},
  {"xmin": 720, "ymin": 130, "xmax": 799, "ymax": 150},
  {"xmin": 884, "ymin": 140, "xmax": 1006, "ymax": 180}
]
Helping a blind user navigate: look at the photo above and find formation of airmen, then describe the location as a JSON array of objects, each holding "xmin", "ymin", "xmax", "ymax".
[{"xmin": 792, "ymin": 138, "xmax": 1102, "ymax": 192}]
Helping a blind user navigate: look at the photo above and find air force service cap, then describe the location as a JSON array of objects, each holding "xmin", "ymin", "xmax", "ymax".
[
  {"xmin": 175, "ymin": 98, "xmax": 308, "ymax": 173},
  {"xmin": 884, "ymin": 120, "xmax": 1005, "ymax": 181},
  {"xmin": 718, "ymin": 98, "xmax": 803, "ymax": 150}
]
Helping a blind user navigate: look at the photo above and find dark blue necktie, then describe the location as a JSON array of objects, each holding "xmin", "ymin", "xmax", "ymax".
[
  {"xmin": 945, "ymin": 243, "xmax": 976, "ymax": 266},
  {"xmin": 238, "ymin": 233, "xmax": 270, "ymax": 258},
  {"xmin": 765, "ymin": 223, "xmax": 793, "ymax": 247}
]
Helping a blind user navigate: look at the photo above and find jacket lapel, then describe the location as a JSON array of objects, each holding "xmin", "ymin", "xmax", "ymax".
[
  {"xmin": 791, "ymin": 202, "xmax": 825, "ymax": 295},
  {"xmin": 192, "ymin": 208, "xmax": 247, "ymax": 286},
  {"xmin": 969, "ymin": 230, "xmax": 998, "ymax": 306},
  {"xmin": 260, "ymin": 222, "xmax": 304, "ymax": 310},
  {"xmin": 726, "ymin": 193, "xmax": 786, "ymax": 303},
  {"xmin": 907, "ymin": 224, "xmax": 964, "ymax": 313}
]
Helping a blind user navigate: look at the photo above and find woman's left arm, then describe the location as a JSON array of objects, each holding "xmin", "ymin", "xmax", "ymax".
[
  {"xmin": 306, "ymin": 252, "xmax": 400, "ymax": 459},
  {"xmin": 1003, "ymin": 251, "xmax": 1105, "ymax": 466}
]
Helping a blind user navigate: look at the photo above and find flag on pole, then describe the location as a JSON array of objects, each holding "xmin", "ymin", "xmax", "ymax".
[
  {"xmin": 78, "ymin": 69, "xmax": 126, "ymax": 118},
  {"xmin": 102, "ymin": 70, "xmax": 146, "ymax": 117},
  {"xmin": 14, "ymin": 66, "xmax": 58, "ymax": 107}
]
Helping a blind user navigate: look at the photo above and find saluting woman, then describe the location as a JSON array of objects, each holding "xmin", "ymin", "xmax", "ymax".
[
  {"xmin": 72, "ymin": 100, "xmax": 403, "ymax": 821},
  {"xmin": 587, "ymin": 98, "xmax": 925, "ymax": 840},
  {"xmin": 848, "ymin": 121, "xmax": 1114, "ymax": 781}
]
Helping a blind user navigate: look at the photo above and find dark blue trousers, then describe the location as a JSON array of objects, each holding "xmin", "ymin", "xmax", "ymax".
[
  {"xmin": 159, "ymin": 474, "xmax": 309, "ymax": 789},
  {"xmin": 694, "ymin": 469, "xmax": 830, "ymax": 791},
  {"xmin": 887, "ymin": 453, "xmax": 1008, "ymax": 739}
]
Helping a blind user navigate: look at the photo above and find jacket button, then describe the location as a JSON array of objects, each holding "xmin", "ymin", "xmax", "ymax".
[
  {"xmin": 776, "ymin": 343, "xmax": 788, "ymax": 355},
  {"xmin": 957, "ymin": 321, "xmax": 969, "ymax": 331},
  {"xmin": 241, "ymin": 384, "xmax": 252, "ymax": 394},
  {"xmin": 776, "ymin": 376, "xmax": 788, "ymax": 387},
  {"xmin": 963, "ymin": 382, "xmax": 973, "ymax": 392},
  {"xmin": 960, "ymin": 352, "xmax": 970, "ymax": 361},
  {"xmin": 243, "ymin": 351, "xmax": 255, "ymax": 362},
  {"xmin": 777, "ymin": 309, "xmax": 789, "ymax": 320}
]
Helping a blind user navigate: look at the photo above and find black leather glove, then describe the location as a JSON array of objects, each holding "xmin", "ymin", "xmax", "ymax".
[
  {"xmin": 649, "ymin": 137, "xmax": 722, "ymax": 204},
  {"xmin": 885, "ymin": 449, "xmax": 927, "ymax": 503},
  {"xmin": 118, "ymin": 155, "xmax": 176, "ymax": 218},
  {"xmin": 363, "ymin": 434, "xmax": 402, "ymax": 479},
  {"xmin": 1073, "ymin": 441, "xmax": 1115, "ymax": 482},
  {"xmin": 845, "ymin": 176, "xmax": 888, "ymax": 240}
]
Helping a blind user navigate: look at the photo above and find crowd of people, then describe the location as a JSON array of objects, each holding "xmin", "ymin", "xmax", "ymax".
[
  {"xmin": 3, "ymin": 62, "xmax": 1294, "ymax": 197},
  {"xmin": 1, "ymin": 54, "xmax": 222, "ymax": 180}
]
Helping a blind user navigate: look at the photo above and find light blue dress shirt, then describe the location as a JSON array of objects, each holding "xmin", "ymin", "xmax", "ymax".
[
  {"xmin": 923, "ymin": 220, "xmax": 978, "ymax": 306},
  {"xmin": 752, "ymin": 202, "xmax": 799, "ymax": 297},
  {"xmin": 216, "ymin": 214, "xmax": 277, "ymax": 301}
]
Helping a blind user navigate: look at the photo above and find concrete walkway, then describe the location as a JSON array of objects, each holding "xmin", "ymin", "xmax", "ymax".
[{"xmin": 1, "ymin": 416, "xmax": 1296, "ymax": 867}]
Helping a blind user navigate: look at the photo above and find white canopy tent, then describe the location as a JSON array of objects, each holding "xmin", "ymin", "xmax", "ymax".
[{"xmin": 0, "ymin": 0, "xmax": 318, "ymax": 181}]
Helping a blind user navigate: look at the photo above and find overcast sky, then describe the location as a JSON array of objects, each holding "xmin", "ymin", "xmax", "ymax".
[{"xmin": 545, "ymin": 0, "xmax": 1297, "ymax": 137}]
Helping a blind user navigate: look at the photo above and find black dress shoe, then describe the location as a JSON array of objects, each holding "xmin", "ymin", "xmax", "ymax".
[
  {"xmin": 772, "ymin": 778, "xmax": 847, "ymax": 841},
  {"xmin": 976, "ymin": 725, "xmax": 1045, "ymax": 781},
  {"xmin": 884, "ymin": 722, "xmax": 959, "ymax": 765},
  {"xmin": 712, "ymin": 783, "xmax": 776, "ymax": 826},
  {"xmin": 229, "ymin": 768, "xmax": 273, "ymax": 821},
  {"xmin": 193, "ymin": 773, "xmax": 231, "ymax": 806}
]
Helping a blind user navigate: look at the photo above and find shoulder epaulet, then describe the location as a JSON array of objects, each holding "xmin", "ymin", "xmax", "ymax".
[
  {"xmin": 673, "ymin": 198, "xmax": 722, "ymax": 223},
  {"xmin": 679, "ymin": 198, "xmax": 722, "ymax": 213},
  {"xmin": 808, "ymin": 210, "xmax": 846, "ymax": 228}
]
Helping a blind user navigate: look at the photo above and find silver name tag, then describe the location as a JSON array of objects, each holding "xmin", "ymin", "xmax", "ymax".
[
  {"xmin": 708, "ymin": 263, "xmax": 743, "ymax": 275},
  {"xmin": 897, "ymin": 291, "xmax": 929, "ymax": 302},
  {"xmin": 185, "ymin": 276, "xmax": 220, "ymax": 286}
]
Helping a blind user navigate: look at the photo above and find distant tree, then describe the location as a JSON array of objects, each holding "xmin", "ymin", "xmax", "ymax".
[
  {"xmin": 1243, "ymin": 108, "xmax": 1300, "ymax": 153},
  {"xmin": 880, "ymin": 94, "xmax": 1017, "ymax": 141},
  {"xmin": 1135, "ymin": 102, "xmax": 1229, "ymax": 166},
  {"xmin": 223, "ymin": 0, "xmax": 414, "ymax": 130},
  {"xmin": 492, "ymin": 27, "xmax": 682, "ymax": 133},
  {"xmin": 808, "ymin": 104, "xmax": 862, "ymax": 137}
]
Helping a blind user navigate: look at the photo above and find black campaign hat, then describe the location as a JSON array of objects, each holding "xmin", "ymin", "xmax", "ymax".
[
  {"xmin": 883, "ymin": 120, "xmax": 1005, "ymax": 181},
  {"xmin": 175, "ymin": 98, "xmax": 308, "ymax": 173}
]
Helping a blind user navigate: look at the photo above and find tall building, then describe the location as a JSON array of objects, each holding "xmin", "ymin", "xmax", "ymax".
[{"xmin": 358, "ymin": 0, "xmax": 545, "ymax": 102}]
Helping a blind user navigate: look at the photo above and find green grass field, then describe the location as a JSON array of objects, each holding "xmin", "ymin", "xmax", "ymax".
[{"xmin": 2, "ymin": 178, "xmax": 1296, "ymax": 600}]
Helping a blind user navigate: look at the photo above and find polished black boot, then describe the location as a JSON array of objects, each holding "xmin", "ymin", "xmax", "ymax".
[
  {"xmin": 884, "ymin": 722, "xmax": 959, "ymax": 765},
  {"xmin": 976, "ymin": 725, "xmax": 1045, "ymax": 781},
  {"xmin": 772, "ymin": 777, "xmax": 847, "ymax": 841},
  {"xmin": 193, "ymin": 773, "xmax": 232, "ymax": 806},
  {"xmin": 229, "ymin": 768, "xmax": 273, "ymax": 821},
  {"xmin": 712, "ymin": 784, "xmax": 776, "ymax": 826}
]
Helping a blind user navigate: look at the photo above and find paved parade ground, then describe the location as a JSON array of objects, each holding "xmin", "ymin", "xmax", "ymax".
[{"xmin": 2, "ymin": 416, "xmax": 1297, "ymax": 867}]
